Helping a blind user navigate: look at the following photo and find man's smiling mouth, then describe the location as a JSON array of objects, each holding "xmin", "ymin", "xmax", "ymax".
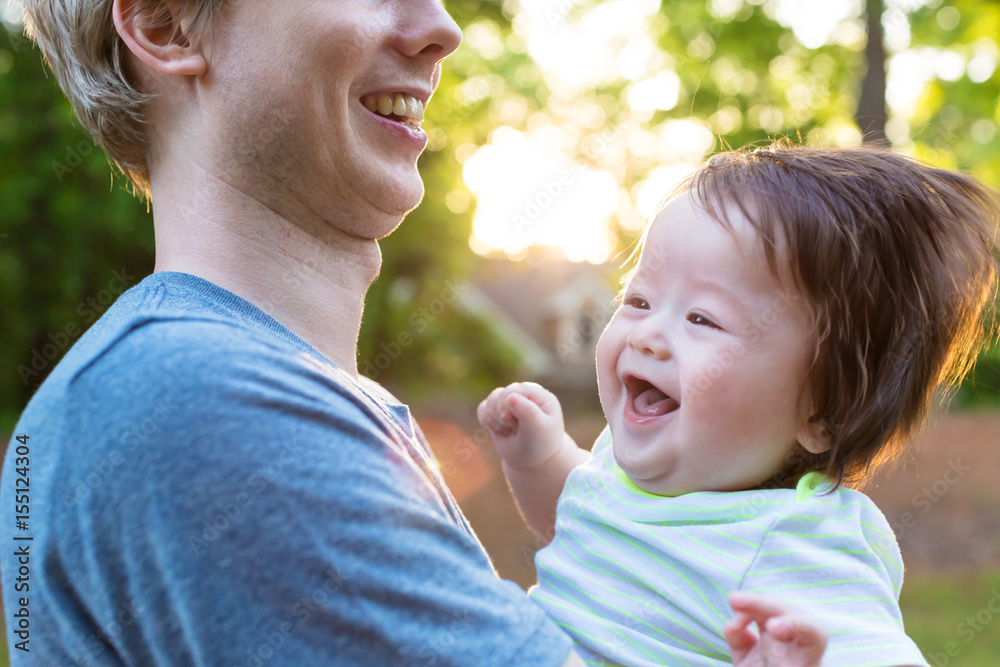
[
  {"xmin": 624, "ymin": 375, "xmax": 679, "ymax": 417},
  {"xmin": 361, "ymin": 93, "xmax": 425, "ymax": 127}
]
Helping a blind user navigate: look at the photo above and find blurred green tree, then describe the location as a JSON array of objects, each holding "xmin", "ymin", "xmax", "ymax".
[
  {"xmin": 858, "ymin": 0, "xmax": 888, "ymax": 141},
  {"xmin": 0, "ymin": 26, "xmax": 154, "ymax": 431},
  {"xmin": 904, "ymin": 0, "xmax": 1000, "ymax": 406}
]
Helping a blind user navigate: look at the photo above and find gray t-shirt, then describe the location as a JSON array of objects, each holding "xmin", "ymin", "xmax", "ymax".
[{"xmin": 1, "ymin": 271, "xmax": 571, "ymax": 666}]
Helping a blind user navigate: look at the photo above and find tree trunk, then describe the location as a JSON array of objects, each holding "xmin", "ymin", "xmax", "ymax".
[{"xmin": 856, "ymin": 0, "xmax": 888, "ymax": 143}]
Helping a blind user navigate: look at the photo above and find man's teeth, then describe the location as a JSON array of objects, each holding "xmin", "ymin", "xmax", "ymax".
[{"xmin": 361, "ymin": 93, "xmax": 425, "ymax": 126}]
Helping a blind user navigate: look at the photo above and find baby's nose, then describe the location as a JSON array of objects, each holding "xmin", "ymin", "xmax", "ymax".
[{"xmin": 626, "ymin": 320, "xmax": 672, "ymax": 360}]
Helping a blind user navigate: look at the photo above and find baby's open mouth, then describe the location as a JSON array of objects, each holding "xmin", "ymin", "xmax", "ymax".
[
  {"xmin": 625, "ymin": 375, "xmax": 679, "ymax": 417},
  {"xmin": 361, "ymin": 93, "xmax": 425, "ymax": 127}
]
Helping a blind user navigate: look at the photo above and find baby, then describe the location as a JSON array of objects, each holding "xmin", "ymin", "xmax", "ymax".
[{"xmin": 479, "ymin": 144, "xmax": 998, "ymax": 667}]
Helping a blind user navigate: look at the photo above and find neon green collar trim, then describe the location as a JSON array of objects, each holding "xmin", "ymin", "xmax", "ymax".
[
  {"xmin": 613, "ymin": 461, "xmax": 832, "ymax": 501},
  {"xmin": 612, "ymin": 461, "xmax": 680, "ymax": 498},
  {"xmin": 795, "ymin": 471, "xmax": 831, "ymax": 502}
]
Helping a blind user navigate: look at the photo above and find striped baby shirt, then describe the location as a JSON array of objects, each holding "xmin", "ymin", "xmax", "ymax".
[{"xmin": 528, "ymin": 427, "xmax": 929, "ymax": 667}]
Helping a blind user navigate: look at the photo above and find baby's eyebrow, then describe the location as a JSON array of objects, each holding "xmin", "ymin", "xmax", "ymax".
[{"xmin": 688, "ymin": 278, "xmax": 750, "ymax": 317}]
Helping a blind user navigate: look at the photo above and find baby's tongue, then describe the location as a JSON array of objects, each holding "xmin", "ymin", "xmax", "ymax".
[{"xmin": 633, "ymin": 386, "xmax": 679, "ymax": 416}]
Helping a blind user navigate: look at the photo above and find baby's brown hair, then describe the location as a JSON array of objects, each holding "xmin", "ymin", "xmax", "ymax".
[{"xmin": 680, "ymin": 142, "xmax": 998, "ymax": 486}]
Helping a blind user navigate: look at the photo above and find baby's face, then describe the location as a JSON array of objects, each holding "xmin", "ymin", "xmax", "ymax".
[{"xmin": 596, "ymin": 191, "xmax": 819, "ymax": 496}]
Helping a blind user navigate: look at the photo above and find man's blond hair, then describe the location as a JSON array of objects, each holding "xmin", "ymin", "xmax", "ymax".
[{"xmin": 24, "ymin": 0, "xmax": 225, "ymax": 198}]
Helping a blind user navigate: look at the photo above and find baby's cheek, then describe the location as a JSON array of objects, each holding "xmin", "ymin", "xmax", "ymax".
[
  {"xmin": 594, "ymin": 335, "xmax": 616, "ymax": 383},
  {"xmin": 595, "ymin": 343, "xmax": 623, "ymax": 418},
  {"xmin": 683, "ymin": 374, "xmax": 748, "ymax": 433}
]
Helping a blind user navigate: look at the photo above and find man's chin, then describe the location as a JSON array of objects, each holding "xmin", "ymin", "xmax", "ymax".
[
  {"xmin": 372, "ymin": 218, "xmax": 406, "ymax": 241},
  {"xmin": 374, "ymin": 187, "xmax": 425, "ymax": 237}
]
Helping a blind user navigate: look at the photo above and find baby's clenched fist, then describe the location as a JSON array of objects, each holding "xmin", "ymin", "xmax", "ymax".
[{"xmin": 477, "ymin": 382, "xmax": 567, "ymax": 470}]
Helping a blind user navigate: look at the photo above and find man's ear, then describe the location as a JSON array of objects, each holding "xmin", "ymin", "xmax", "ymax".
[
  {"xmin": 797, "ymin": 415, "xmax": 832, "ymax": 455},
  {"xmin": 113, "ymin": 0, "xmax": 207, "ymax": 77}
]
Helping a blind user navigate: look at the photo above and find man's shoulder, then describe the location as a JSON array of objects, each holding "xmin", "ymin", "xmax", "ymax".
[
  {"xmin": 86, "ymin": 308, "xmax": 296, "ymax": 370},
  {"xmin": 68, "ymin": 312, "xmax": 377, "ymax": 432},
  {"xmin": 49, "ymin": 307, "xmax": 404, "ymax": 514},
  {"xmin": 32, "ymin": 278, "xmax": 389, "ymax": 460},
  {"xmin": 32, "ymin": 271, "xmax": 302, "ymax": 386},
  {"xmin": 59, "ymin": 272, "xmax": 336, "ymax": 401}
]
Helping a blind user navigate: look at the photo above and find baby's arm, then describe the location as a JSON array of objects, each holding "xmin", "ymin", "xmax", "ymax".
[
  {"xmin": 725, "ymin": 593, "xmax": 827, "ymax": 667},
  {"xmin": 478, "ymin": 382, "xmax": 590, "ymax": 542}
]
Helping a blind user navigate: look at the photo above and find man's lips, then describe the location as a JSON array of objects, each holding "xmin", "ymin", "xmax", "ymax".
[
  {"xmin": 624, "ymin": 374, "xmax": 679, "ymax": 422},
  {"xmin": 360, "ymin": 86, "xmax": 432, "ymax": 128},
  {"xmin": 360, "ymin": 95, "xmax": 429, "ymax": 149}
]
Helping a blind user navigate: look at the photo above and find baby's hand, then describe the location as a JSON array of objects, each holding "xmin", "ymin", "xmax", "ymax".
[
  {"xmin": 477, "ymin": 382, "xmax": 567, "ymax": 470},
  {"xmin": 725, "ymin": 592, "xmax": 827, "ymax": 667}
]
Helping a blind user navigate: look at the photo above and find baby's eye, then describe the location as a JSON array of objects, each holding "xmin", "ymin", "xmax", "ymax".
[
  {"xmin": 687, "ymin": 312, "xmax": 720, "ymax": 329},
  {"xmin": 623, "ymin": 295, "xmax": 650, "ymax": 310}
]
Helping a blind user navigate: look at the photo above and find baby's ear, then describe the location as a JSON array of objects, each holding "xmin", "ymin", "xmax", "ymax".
[{"xmin": 797, "ymin": 416, "xmax": 831, "ymax": 455}]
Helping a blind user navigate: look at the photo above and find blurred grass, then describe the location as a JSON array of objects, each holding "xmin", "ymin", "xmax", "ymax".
[{"xmin": 901, "ymin": 569, "xmax": 1000, "ymax": 667}]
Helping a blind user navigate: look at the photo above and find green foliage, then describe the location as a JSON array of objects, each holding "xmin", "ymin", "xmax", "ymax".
[
  {"xmin": 515, "ymin": 0, "xmax": 866, "ymax": 251},
  {"xmin": 899, "ymin": 568, "xmax": 1000, "ymax": 665},
  {"xmin": 0, "ymin": 27, "xmax": 153, "ymax": 432},
  {"xmin": 956, "ymin": 341, "xmax": 1000, "ymax": 409},
  {"xmin": 906, "ymin": 0, "xmax": 1000, "ymax": 181},
  {"xmin": 903, "ymin": 0, "xmax": 1000, "ymax": 406}
]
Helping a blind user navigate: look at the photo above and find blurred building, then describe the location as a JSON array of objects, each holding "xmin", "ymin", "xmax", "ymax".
[{"xmin": 461, "ymin": 257, "xmax": 617, "ymax": 401}]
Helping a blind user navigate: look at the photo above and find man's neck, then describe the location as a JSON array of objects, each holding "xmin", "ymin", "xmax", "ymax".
[{"xmin": 149, "ymin": 165, "xmax": 384, "ymax": 376}]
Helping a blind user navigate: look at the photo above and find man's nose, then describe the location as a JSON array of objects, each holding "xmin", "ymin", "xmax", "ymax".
[
  {"xmin": 397, "ymin": 0, "xmax": 463, "ymax": 62},
  {"xmin": 626, "ymin": 318, "xmax": 672, "ymax": 360}
]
